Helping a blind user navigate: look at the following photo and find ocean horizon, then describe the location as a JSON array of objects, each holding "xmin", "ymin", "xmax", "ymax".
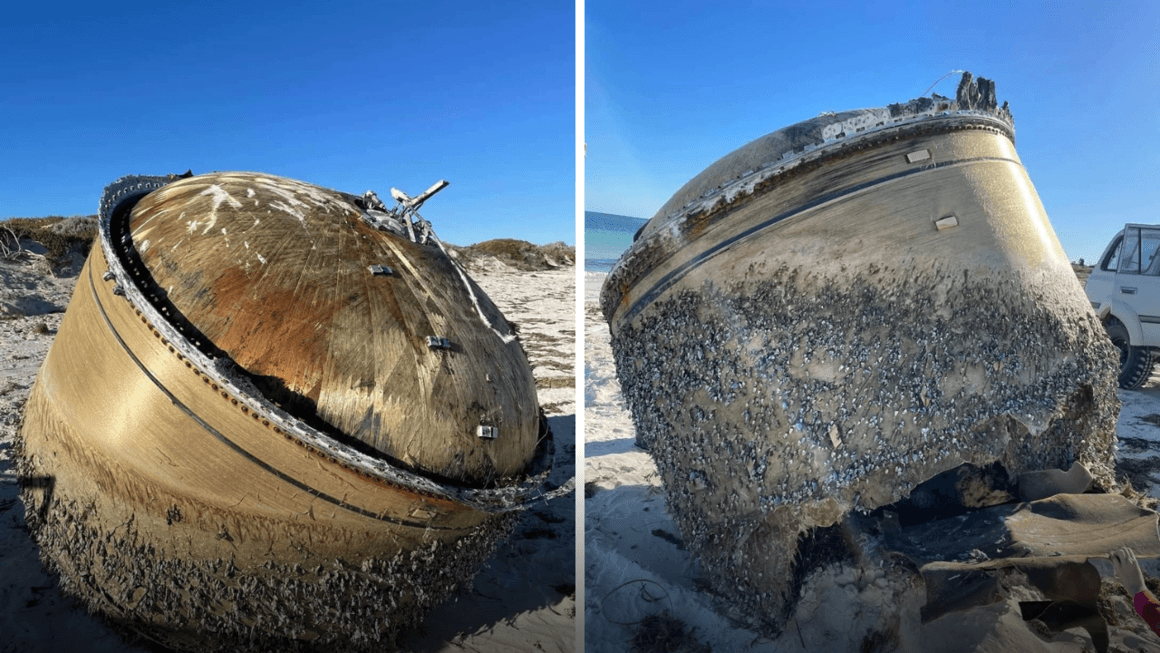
[{"xmin": 585, "ymin": 211, "xmax": 647, "ymax": 273}]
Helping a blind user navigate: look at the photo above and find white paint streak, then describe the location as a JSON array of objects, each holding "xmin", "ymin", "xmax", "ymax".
[
  {"xmin": 255, "ymin": 175, "xmax": 358, "ymax": 216},
  {"xmin": 270, "ymin": 200, "xmax": 309, "ymax": 230},
  {"xmin": 199, "ymin": 185, "xmax": 243, "ymax": 211},
  {"xmin": 257, "ymin": 254, "xmax": 267, "ymax": 264},
  {"xmin": 196, "ymin": 184, "xmax": 244, "ymax": 235}
]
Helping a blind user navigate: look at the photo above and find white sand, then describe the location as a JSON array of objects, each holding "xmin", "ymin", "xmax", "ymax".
[
  {"xmin": 0, "ymin": 258, "xmax": 576, "ymax": 653},
  {"xmin": 584, "ymin": 270, "xmax": 1160, "ymax": 653}
]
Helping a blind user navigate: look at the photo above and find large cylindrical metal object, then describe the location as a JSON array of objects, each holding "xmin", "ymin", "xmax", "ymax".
[
  {"xmin": 601, "ymin": 74, "xmax": 1119, "ymax": 632},
  {"xmin": 19, "ymin": 172, "xmax": 552, "ymax": 651}
]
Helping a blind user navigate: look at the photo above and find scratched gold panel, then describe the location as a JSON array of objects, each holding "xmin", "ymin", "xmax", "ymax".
[
  {"xmin": 99, "ymin": 249, "xmax": 482, "ymax": 527},
  {"xmin": 24, "ymin": 247, "xmax": 489, "ymax": 565},
  {"xmin": 128, "ymin": 172, "xmax": 539, "ymax": 486},
  {"xmin": 610, "ymin": 129, "xmax": 1070, "ymax": 325}
]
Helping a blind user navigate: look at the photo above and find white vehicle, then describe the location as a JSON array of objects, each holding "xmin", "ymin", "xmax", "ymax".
[{"xmin": 1086, "ymin": 224, "xmax": 1160, "ymax": 388}]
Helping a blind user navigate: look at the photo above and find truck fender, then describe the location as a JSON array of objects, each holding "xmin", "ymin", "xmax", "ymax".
[
  {"xmin": 1092, "ymin": 302, "xmax": 1112, "ymax": 321},
  {"xmin": 1108, "ymin": 300, "xmax": 1145, "ymax": 346}
]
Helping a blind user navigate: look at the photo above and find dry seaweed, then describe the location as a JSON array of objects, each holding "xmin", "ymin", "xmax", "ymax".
[{"xmin": 630, "ymin": 611, "xmax": 712, "ymax": 653}]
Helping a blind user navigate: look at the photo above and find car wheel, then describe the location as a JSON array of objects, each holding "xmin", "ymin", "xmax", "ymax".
[{"xmin": 1106, "ymin": 321, "xmax": 1154, "ymax": 389}]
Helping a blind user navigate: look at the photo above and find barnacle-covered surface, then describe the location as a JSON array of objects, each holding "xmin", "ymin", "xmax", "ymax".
[
  {"xmin": 17, "ymin": 172, "xmax": 554, "ymax": 650},
  {"xmin": 16, "ymin": 463, "xmax": 519, "ymax": 652},
  {"xmin": 601, "ymin": 74, "xmax": 1120, "ymax": 634}
]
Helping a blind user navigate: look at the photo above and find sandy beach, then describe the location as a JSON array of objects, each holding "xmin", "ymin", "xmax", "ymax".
[
  {"xmin": 0, "ymin": 240, "xmax": 576, "ymax": 653},
  {"xmin": 585, "ymin": 270, "xmax": 1160, "ymax": 653}
]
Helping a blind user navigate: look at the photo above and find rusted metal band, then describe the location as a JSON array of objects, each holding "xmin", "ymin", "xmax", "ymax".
[
  {"xmin": 615, "ymin": 154, "xmax": 1023, "ymax": 324},
  {"xmin": 85, "ymin": 259, "xmax": 450, "ymax": 530}
]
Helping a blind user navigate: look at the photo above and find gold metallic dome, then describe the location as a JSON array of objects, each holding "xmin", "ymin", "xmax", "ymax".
[{"xmin": 125, "ymin": 172, "xmax": 539, "ymax": 486}]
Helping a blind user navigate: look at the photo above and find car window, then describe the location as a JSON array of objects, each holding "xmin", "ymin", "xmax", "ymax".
[
  {"xmin": 1103, "ymin": 235, "xmax": 1124, "ymax": 272},
  {"xmin": 1143, "ymin": 229, "xmax": 1160, "ymax": 275},
  {"xmin": 1121, "ymin": 228, "xmax": 1142, "ymax": 274}
]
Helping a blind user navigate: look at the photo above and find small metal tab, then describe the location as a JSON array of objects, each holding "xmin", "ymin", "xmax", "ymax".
[
  {"xmin": 112, "ymin": 284, "xmax": 125, "ymax": 296},
  {"xmin": 426, "ymin": 336, "xmax": 451, "ymax": 350},
  {"xmin": 906, "ymin": 149, "xmax": 931, "ymax": 163},
  {"xmin": 409, "ymin": 506, "xmax": 437, "ymax": 520},
  {"xmin": 102, "ymin": 270, "xmax": 115, "ymax": 281},
  {"xmin": 477, "ymin": 425, "xmax": 498, "ymax": 440},
  {"xmin": 368, "ymin": 264, "xmax": 394, "ymax": 276},
  {"xmin": 934, "ymin": 215, "xmax": 959, "ymax": 231}
]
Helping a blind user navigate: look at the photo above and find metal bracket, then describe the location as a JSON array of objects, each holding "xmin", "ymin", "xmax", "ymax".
[
  {"xmin": 102, "ymin": 270, "xmax": 115, "ymax": 281},
  {"xmin": 368, "ymin": 264, "xmax": 394, "ymax": 276},
  {"xmin": 426, "ymin": 336, "xmax": 451, "ymax": 350},
  {"xmin": 906, "ymin": 149, "xmax": 931, "ymax": 163},
  {"xmin": 359, "ymin": 181, "xmax": 449, "ymax": 247},
  {"xmin": 934, "ymin": 215, "xmax": 959, "ymax": 231},
  {"xmin": 477, "ymin": 425, "xmax": 498, "ymax": 440}
]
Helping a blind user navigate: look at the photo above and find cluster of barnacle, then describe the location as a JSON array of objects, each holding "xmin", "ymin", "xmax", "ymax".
[
  {"xmin": 16, "ymin": 445, "xmax": 520, "ymax": 652},
  {"xmin": 607, "ymin": 257, "xmax": 1119, "ymax": 635}
]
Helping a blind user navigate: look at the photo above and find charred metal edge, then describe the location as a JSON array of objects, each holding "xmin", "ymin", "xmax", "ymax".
[
  {"xmin": 615, "ymin": 153, "xmax": 1022, "ymax": 324},
  {"xmin": 601, "ymin": 113, "xmax": 1014, "ymax": 322},
  {"xmin": 85, "ymin": 263, "xmax": 448, "ymax": 530},
  {"xmin": 97, "ymin": 174, "xmax": 555, "ymax": 512}
]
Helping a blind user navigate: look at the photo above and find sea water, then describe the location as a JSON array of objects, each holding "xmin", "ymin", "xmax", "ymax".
[{"xmin": 585, "ymin": 211, "xmax": 647, "ymax": 273}]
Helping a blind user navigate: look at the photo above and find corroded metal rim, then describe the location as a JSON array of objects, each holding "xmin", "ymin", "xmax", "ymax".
[
  {"xmin": 600, "ymin": 112, "xmax": 1014, "ymax": 323},
  {"xmin": 97, "ymin": 174, "xmax": 557, "ymax": 511}
]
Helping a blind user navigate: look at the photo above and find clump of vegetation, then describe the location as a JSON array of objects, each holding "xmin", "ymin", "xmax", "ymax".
[
  {"xmin": 0, "ymin": 216, "xmax": 97, "ymax": 268},
  {"xmin": 630, "ymin": 611, "xmax": 711, "ymax": 653},
  {"xmin": 453, "ymin": 238, "xmax": 575, "ymax": 271}
]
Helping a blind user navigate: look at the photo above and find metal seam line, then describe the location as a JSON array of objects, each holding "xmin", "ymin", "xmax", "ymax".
[
  {"xmin": 86, "ymin": 262, "xmax": 444, "ymax": 530},
  {"xmin": 622, "ymin": 155, "xmax": 1022, "ymax": 322}
]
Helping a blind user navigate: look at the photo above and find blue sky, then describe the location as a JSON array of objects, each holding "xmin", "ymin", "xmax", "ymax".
[
  {"xmin": 1, "ymin": 0, "xmax": 574, "ymax": 246},
  {"xmin": 586, "ymin": 0, "xmax": 1159, "ymax": 263}
]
